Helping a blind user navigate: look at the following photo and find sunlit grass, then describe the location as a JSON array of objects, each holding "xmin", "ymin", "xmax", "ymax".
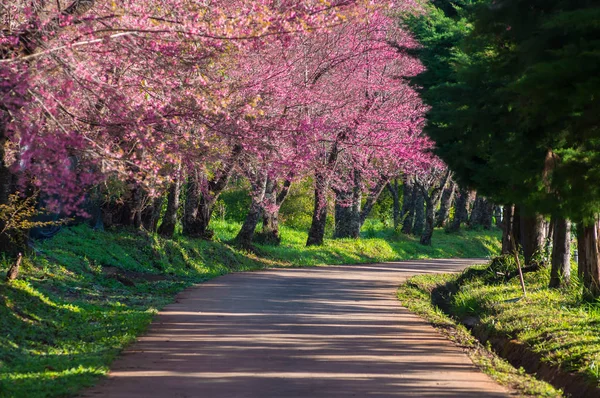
[
  {"xmin": 212, "ymin": 218, "xmax": 502, "ymax": 266},
  {"xmin": 400, "ymin": 262, "xmax": 600, "ymax": 395}
]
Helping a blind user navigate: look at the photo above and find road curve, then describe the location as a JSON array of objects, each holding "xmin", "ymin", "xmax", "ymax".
[{"xmin": 81, "ymin": 259, "xmax": 509, "ymax": 397}]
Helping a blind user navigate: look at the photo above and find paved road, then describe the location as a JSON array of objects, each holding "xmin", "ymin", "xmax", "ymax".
[{"xmin": 81, "ymin": 259, "xmax": 510, "ymax": 397}]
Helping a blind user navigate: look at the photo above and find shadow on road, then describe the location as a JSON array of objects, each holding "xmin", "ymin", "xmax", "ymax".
[{"xmin": 82, "ymin": 259, "xmax": 506, "ymax": 397}]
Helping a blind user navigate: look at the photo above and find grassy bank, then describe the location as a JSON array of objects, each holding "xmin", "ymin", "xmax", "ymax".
[
  {"xmin": 399, "ymin": 260, "xmax": 600, "ymax": 396},
  {"xmin": 214, "ymin": 219, "xmax": 501, "ymax": 264},
  {"xmin": 0, "ymin": 222, "xmax": 500, "ymax": 397}
]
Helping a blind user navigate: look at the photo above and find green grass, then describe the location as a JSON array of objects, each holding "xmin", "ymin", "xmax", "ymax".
[
  {"xmin": 398, "ymin": 274, "xmax": 563, "ymax": 397},
  {"xmin": 0, "ymin": 221, "xmax": 501, "ymax": 397},
  {"xmin": 399, "ymin": 259, "xmax": 600, "ymax": 396},
  {"xmin": 450, "ymin": 264, "xmax": 600, "ymax": 387},
  {"xmin": 213, "ymin": 219, "xmax": 502, "ymax": 265}
]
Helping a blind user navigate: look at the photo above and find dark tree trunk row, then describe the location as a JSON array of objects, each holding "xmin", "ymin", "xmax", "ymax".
[
  {"xmin": 435, "ymin": 181, "xmax": 455, "ymax": 228},
  {"xmin": 577, "ymin": 220, "xmax": 600, "ymax": 300},
  {"xmin": 333, "ymin": 170, "xmax": 362, "ymax": 239},
  {"xmin": 158, "ymin": 177, "xmax": 182, "ymax": 237},
  {"xmin": 306, "ymin": 171, "xmax": 330, "ymax": 246},
  {"xmin": 183, "ymin": 145, "xmax": 242, "ymax": 239},
  {"xmin": 387, "ymin": 179, "xmax": 401, "ymax": 230},
  {"xmin": 129, "ymin": 185, "xmax": 145, "ymax": 229},
  {"xmin": 469, "ymin": 195, "xmax": 494, "ymax": 229},
  {"xmin": 183, "ymin": 168, "xmax": 202, "ymax": 236},
  {"xmin": 412, "ymin": 191, "xmax": 425, "ymax": 236},
  {"xmin": 257, "ymin": 177, "xmax": 292, "ymax": 245},
  {"xmin": 521, "ymin": 213, "xmax": 546, "ymax": 266},
  {"xmin": 359, "ymin": 174, "xmax": 390, "ymax": 228},
  {"xmin": 142, "ymin": 195, "xmax": 163, "ymax": 232},
  {"xmin": 401, "ymin": 177, "xmax": 416, "ymax": 234},
  {"xmin": 306, "ymin": 142, "xmax": 339, "ymax": 246},
  {"xmin": 332, "ymin": 172, "xmax": 390, "ymax": 239},
  {"xmin": 421, "ymin": 196, "xmax": 435, "ymax": 245},
  {"xmin": 448, "ymin": 188, "xmax": 470, "ymax": 232},
  {"xmin": 416, "ymin": 170, "xmax": 451, "ymax": 246},
  {"xmin": 550, "ymin": 218, "xmax": 571, "ymax": 288},
  {"xmin": 235, "ymin": 170, "xmax": 268, "ymax": 247}
]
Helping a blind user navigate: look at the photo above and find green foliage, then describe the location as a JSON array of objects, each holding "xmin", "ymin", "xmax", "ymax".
[
  {"xmin": 278, "ymin": 178, "xmax": 334, "ymax": 232},
  {"xmin": 217, "ymin": 188, "xmax": 252, "ymax": 223},
  {"xmin": 369, "ymin": 186, "xmax": 395, "ymax": 227},
  {"xmin": 0, "ymin": 193, "xmax": 65, "ymax": 248},
  {"xmin": 404, "ymin": 0, "xmax": 600, "ymax": 221}
]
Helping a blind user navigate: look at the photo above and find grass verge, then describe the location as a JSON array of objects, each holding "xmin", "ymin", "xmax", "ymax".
[
  {"xmin": 399, "ymin": 259, "xmax": 600, "ymax": 397},
  {"xmin": 0, "ymin": 222, "xmax": 500, "ymax": 397},
  {"xmin": 215, "ymin": 219, "xmax": 502, "ymax": 265}
]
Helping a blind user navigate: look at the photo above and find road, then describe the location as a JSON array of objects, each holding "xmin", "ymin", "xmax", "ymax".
[{"xmin": 81, "ymin": 259, "xmax": 509, "ymax": 397}]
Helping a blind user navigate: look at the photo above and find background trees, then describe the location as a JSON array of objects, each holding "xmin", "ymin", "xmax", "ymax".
[{"xmin": 403, "ymin": 0, "xmax": 600, "ymax": 297}]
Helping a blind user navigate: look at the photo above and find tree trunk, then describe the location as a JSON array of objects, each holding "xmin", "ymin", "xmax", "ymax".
[
  {"xmin": 235, "ymin": 171, "xmax": 268, "ymax": 247},
  {"xmin": 401, "ymin": 178, "xmax": 416, "ymax": 234},
  {"xmin": 416, "ymin": 170, "xmax": 450, "ymax": 245},
  {"xmin": 334, "ymin": 190, "xmax": 360, "ymax": 239},
  {"xmin": 412, "ymin": 190, "xmax": 425, "ymax": 236},
  {"xmin": 258, "ymin": 178, "xmax": 292, "ymax": 245},
  {"xmin": 261, "ymin": 210, "xmax": 280, "ymax": 244},
  {"xmin": 546, "ymin": 219, "xmax": 555, "ymax": 246},
  {"xmin": 359, "ymin": 174, "xmax": 390, "ymax": 228},
  {"xmin": 512, "ymin": 205, "xmax": 522, "ymax": 249},
  {"xmin": 577, "ymin": 219, "xmax": 600, "ymax": 300},
  {"xmin": 187, "ymin": 145, "xmax": 241, "ymax": 239},
  {"xmin": 183, "ymin": 169, "xmax": 203, "ymax": 236},
  {"xmin": 501, "ymin": 205, "xmax": 515, "ymax": 254},
  {"xmin": 494, "ymin": 205, "xmax": 503, "ymax": 228},
  {"xmin": 521, "ymin": 213, "xmax": 546, "ymax": 266},
  {"xmin": 448, "ymin": 187, "xmax": 469, "ymax": 232},
  {"xmin": 145, "ymin": 195, "xmax": 164, "ymax": 232},
  {"xmin": 420, "ymin": 196, "xmax": 435, "ymax": 245},
  {"xmin": 469, "ymin": 195, "xmax": 487, "ymax": 229},
  {"xmin": 435, "ymin": 182, "xmax": 455, "ymax": 228},
  {"xmin": 259, "ymin": 178, "xmax": 279, "ymax": 244},
  {"xmin": 577, "ymin": 223, "xmax": 585, "ymax": 281},
  {"xmin": 195, "ymin": 194, "xmax": 215, "ymax": 240},
  {"xmin": 482, "ymin": 200, "xmax": 494, "ymax": 229},
  {"xmin": 387, "ymin": 179, "xmax": 401, "ymax": 230},
  {"xmin": 307, "ymin": 142, "xmax": 339, "ymax": 247},
  {"xmin": 334, "ymin": 170, "xmax": 362, "ymax": 239},
  {"xmin": 466, "ymin": 190, "xmax": 476, "ymax": 219},
  {"xmin": 158, "ymin": 179, "xmax": 181, "ymax": 238},
  {"xmin": 307, "ymin": 172, "xmax": 329, "ymax": 246},
  {"xmin": 549, "ymin": 218, "xmax": 571, "ymax": 288},
  {"xmin": 183, "ymin": 147, "xmax": 240, "ymax": 240},
  {"xmin": 124, "ymin": 185, "xmax": 144, "ymax": 229}
]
